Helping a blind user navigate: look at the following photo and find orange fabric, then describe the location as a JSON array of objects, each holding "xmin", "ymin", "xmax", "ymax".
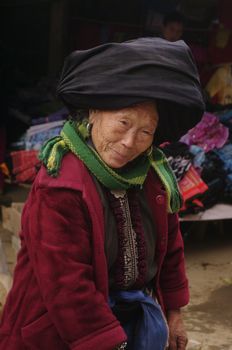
[{"xmin": 0, "ymin": 163, "xmax": 10, "ymax": 177}]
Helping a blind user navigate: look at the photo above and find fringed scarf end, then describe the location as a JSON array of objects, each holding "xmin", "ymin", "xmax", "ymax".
[{"xmin": 39, "ymin": 137, "xmax": 69, "ymax": 177}]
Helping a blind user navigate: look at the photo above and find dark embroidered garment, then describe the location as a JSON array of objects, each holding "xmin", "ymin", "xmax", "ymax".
[
  {"xmin": 91, "ymin": 174, "xmax": 157, "ymax": 291},
  {"xmin": 107, "ymin": 190, "xmax": 147, "ymax": 290}
]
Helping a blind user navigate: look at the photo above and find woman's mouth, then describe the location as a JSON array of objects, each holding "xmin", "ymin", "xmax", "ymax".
[{"xmin": 111, "ymin": 148, "xmax": 130, "ymax": 162}]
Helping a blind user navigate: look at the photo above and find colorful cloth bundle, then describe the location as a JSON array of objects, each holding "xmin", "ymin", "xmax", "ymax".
[
  {"xmin": 24, "ymin": 120, "xmax": 65, "ymax": 151},
  {"xmin": 10, "ymin": 150, "xmax": 40, "ymax": 183}
]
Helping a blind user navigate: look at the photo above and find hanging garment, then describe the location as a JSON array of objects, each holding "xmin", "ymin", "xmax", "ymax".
[{"xmin": 206, "ymin": 64, "xmax": 232, "ymax": 105}]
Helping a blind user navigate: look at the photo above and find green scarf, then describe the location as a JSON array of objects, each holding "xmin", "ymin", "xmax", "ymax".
[{"xmin": 39, "ymin": 120, "xmax": 182, "ymax": 213}]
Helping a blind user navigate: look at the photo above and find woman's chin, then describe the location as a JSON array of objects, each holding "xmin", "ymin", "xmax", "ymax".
[
  {"xmin": 106, "ymin": 159, "xmax": 128, "ymax": 169},
  {"xmin": 103, "ymin": 155, "xmax": 129, "ymax": 169}
]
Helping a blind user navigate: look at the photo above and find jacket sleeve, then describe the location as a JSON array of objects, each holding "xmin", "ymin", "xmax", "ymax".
[
  {"xmin": 159, "ymin": 212, "xmax": 189, "ymax": 311},
  {"xmin": 24, "ymin": 186, "xmax": 126, "ymax": 350}
]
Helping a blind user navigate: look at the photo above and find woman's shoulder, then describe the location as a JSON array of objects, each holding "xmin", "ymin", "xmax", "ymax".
[{"xmin": 35, "ymin": 152, "xmax": 92, "ymax": 191}]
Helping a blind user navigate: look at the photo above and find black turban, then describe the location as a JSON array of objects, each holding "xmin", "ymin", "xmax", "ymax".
[{"xmin": 57, "ymin": 37, "xmax": 205, "ymax": 143}]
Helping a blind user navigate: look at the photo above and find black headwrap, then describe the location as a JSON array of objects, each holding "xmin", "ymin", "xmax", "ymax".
[{"xmin": 57, "ymin": 37, "xmax": 205, "ymax": 143}]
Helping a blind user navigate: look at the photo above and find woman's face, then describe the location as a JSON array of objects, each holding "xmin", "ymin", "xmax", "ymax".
[{"xmin": 89, "ymin": 102, "xmax": 159, "ymax": 168}]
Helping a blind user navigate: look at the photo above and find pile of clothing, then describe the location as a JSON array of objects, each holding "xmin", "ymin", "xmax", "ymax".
[
  {"xmin": 162, "ymin": 111, "xmax": 232, "ymax": 215},
  {"xmin": 10, "ymin": 107, "xmax": 68, "ymax": 184}
]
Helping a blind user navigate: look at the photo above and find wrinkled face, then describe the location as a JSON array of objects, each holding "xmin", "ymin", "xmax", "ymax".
[
  {"xmin": 89, "ymin": 102, "xmax": 159, "ymax": 168},
  {"xmin": 162, "ymin": 22, "xmax": 183, "ymax": 42}
]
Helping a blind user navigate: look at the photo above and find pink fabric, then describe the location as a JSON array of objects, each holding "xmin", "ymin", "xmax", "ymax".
[
  {"xmin": 180, "ymin": 112, "xmax": 229, "ymax": 152},
  {"xmin": 0, "ymin": 153, "xmax": 189, "ymax": 349}
]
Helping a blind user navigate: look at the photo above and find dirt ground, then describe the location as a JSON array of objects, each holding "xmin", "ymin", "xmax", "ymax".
[
  {"xmin": 0, "ymin": 208, "xmax": 232, "ymax": 349},
  {"xmin": 182, "ymin": 220, "xmax": 232, "ymax": 350}
]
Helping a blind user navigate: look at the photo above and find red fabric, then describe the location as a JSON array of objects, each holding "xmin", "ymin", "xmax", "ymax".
[
  {"xmin": 179, "ymin": 165, "xmax": 208, "ymax": 204},
  {"xmin": 10, "ymin": 150, "xmax": 40, "ymax": 183},
  {"xmin": 10, "ymin": 150, "xmax": 39, "ymax": 169},
  {"xmin": 15, "ymin": 166, "xmax": 38, "ymax": 183},
  {"xmin": 0, "ymin": 128, "xmax": 6, "ymax": 191},
  {"xmin": 12, "ymin": 155, "xmax": 39, "ymax": 175},
  {"xmin": 0, "ymin": 153, "xmax": 189, "ymax": 349}
]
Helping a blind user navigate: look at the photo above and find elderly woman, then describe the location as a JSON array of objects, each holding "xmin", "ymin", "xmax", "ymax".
[{"xmin": 0, "ymin": 38, "xmax": 204, "ymax": 350}]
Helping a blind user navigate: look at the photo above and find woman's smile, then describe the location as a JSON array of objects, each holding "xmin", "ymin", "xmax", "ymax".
[
  {"xmin": 110, "ymin": 147, "xmax": 131, "ymax": 161},
  {"xmin": 89, "ymin": 102, "xmax": 159, "ymax": 168}
]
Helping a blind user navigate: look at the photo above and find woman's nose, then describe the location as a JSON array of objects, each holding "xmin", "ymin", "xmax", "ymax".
[{"xmin": 122, "ymin": 131, "xmax": 136, "ymax": 148}]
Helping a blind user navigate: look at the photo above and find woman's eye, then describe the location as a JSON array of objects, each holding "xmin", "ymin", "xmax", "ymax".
[
  {"xmin": 119, "ymin": 120, "xmax": 128, "ymax": 126},
  {"xmin": 142, "ymin": 130, "xmax": 153, "ymax": 136}
]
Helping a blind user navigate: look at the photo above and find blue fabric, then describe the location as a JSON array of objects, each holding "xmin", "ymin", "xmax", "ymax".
[
  {"xmin": 215, "ymin": 144, "xmax": 232, "ymax": 172},
  {"xmin": 214, "ymin": 144, "xmax": 232, "ymax": 199},
  {"xmin": 189, "ymin": 145, "xmax": 206, "ymax": 170},
  {"xmin": 218, "ymin": 110, "xmax": 232, "ymax": 140},
  {"xmin": 109, "ymin": 290, "xmax": 168, "ymax": 350},
  {"xmin": 24, "ymin": 126, "xmax": 63, "ymax": 151}
]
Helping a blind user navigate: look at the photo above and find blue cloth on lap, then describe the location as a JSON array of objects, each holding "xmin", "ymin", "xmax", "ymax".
[{"xmin": 109, "ymin": 290, "xmax": 168, "ymax": 350}]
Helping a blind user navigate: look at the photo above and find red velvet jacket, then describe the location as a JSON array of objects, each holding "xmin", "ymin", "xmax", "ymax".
[{"xmin": 0, "ymin": 153, "xmax": 189, "ymax": 350}]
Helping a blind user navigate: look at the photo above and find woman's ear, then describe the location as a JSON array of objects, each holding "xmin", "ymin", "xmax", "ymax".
[{"xmin": 89, "ymin": 109, "xmax": 98, "ymax": 123}]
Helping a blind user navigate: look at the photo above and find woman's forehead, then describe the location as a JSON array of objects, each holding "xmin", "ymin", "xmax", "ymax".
[
  {"xmin": 97, "ymin": 101, "xmax": 158, "ymax": 116},
  {"xmin": 93, "ymin": 102, "xmax": 159, "ymax": 128}
]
